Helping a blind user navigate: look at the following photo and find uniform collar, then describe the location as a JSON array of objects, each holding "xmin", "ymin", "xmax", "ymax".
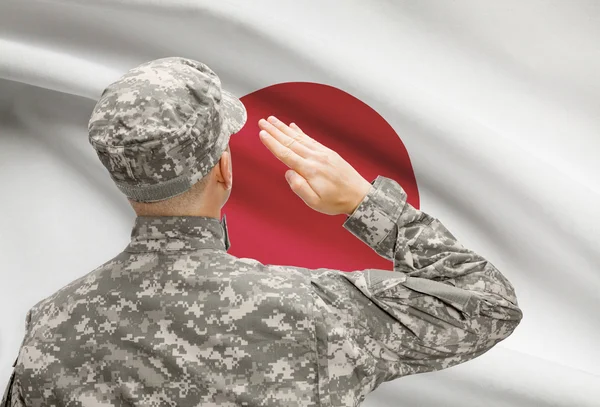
[{"xmin": 125, "ymin": 214, "xmax": 230, "ymax": 253}]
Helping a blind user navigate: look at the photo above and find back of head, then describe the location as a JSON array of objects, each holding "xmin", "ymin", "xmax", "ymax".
[
  {"xmin": 87, "ymin": 57, "xmax": 246, "ymax": 206},
  {"xmin": 127, "ymin": 169, "xmax": 211, "ymax": 216}
]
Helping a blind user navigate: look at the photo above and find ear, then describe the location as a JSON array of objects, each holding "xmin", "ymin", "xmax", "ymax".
[{"xmin": 219, "ymin": 146, "xmax": 232, "ymax": 189}]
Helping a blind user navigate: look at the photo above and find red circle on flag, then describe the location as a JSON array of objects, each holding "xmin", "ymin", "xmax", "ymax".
[{"xmin": 228, "ymin": 82, "xmax": 419, "ymax": 272}]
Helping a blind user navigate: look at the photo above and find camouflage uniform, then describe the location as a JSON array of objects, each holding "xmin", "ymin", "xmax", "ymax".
[{"xmin": 1, "ymin": 57, "xmax": 523, "ymax": 407}]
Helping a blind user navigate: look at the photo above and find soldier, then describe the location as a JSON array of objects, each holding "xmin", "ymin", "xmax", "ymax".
[{"xmin": 2, "ymin": 57, "xmax": 522, "ymax": 407}]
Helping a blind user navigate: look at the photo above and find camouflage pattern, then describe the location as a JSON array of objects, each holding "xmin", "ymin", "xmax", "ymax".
[
  {"xmin": 88, "ymin": 57, "xmax": 247, "ymax": 202},
  {"xmin": 1, "ymin": 176, "xmax": 522, "ymax": 406}
]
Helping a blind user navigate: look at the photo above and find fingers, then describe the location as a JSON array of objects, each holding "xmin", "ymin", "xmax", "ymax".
[
  {"xmin": 259, "ymin": 125, "xmax": 307, "ymax": 173},
  {"xmin": 258, "ymin": 115, "xmax": 327, "ymax": 177},
  {"xmin": 290, "ymin": 122, "xmax": 327, "ymax": 150},
  {"xmin": 290, "ymin": 122, "xmax": 304, "ymax": 134},
  {"xmin": 259, "ymin": 117, "xmax": 319, "ymax": 156}
]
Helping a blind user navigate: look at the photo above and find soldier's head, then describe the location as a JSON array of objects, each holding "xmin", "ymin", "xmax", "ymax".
[
  {"xmin": 88, "ymin": 57, "xmax": 246, "ymax": 217},
  {"xmin": 127, "ymin": 143, "xmax": 233, "ymax": 217}
]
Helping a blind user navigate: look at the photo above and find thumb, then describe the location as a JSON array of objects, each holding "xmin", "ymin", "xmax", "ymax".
[
  {"xmin": 285, "ymin": 170, "xmax": 319, "ymax": 204},
  {"xmin": 285, "ymin": 170, "xmax": 296, "ymax": 184}
]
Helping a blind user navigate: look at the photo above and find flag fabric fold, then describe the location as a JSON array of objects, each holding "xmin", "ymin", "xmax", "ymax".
[{"xmin": 0, "ymin": 1, "xmax": 598, "ymax": 406}]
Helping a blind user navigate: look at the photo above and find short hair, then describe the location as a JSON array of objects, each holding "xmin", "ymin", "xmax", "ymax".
[
  {"xmin": 128, "ymin": 144, "xmax": 229, "ymax": 215},
  {"xmin": 128, "ymin": 171, "xmax": 211, "ymax": 215}
]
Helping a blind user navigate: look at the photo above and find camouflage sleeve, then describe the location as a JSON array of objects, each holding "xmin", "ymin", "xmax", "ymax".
[
  {"xmin": 1, "ymin": 312, "xmax": 31, "ymax": 407},
  {"xmin": 0, "ymin": 371, "xmax": 25, "ymax": 407},
  {"xmin": 307, "ymin": 175, "xmax": 523, "ymax": 404},
  {"xmin": 0, "ymin": 373, "xmax": 12, "ymax": 407}
]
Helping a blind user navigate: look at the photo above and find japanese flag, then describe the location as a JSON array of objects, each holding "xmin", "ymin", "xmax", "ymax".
[{"xmin": 0, "ymin": 1, "xmax": 598, "ymax": 406}]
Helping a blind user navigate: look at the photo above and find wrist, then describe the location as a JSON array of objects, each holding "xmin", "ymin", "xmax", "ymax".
[{"xmin": 346, "ymin": 179, "xmax": 373, "ymax": 216}]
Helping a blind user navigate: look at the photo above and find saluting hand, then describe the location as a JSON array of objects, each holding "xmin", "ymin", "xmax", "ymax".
[{"xmin": 258, "ymin": 116, "xmax": 372, "ymax": 216}]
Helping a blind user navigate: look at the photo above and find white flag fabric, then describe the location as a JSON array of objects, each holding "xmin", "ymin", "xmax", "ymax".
[{"xmin": 0, "ymin": 1, "xmax": 599, "ymax": 406}]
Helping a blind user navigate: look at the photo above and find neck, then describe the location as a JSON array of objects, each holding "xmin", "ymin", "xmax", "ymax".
[
  {"xmin": 131, "ymin": 201, "xmax": 222, "ymax": 219},
  {"xmin": 136, "ymin": 209, "xmax": 221, "ymax": 219}
]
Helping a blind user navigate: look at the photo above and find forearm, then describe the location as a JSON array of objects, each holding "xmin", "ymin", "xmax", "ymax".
[{"xmin": 342, "ymin": 175, "xmax": 522, "ymax": 336}]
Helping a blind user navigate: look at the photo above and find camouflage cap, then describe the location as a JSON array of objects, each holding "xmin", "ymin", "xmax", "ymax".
[{"xmin": 88, "ymin": 57, "xmax": 247, "ymax": 202}]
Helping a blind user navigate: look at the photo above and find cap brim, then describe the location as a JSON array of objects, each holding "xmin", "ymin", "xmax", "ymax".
[{"xmin": 221, "ymin": 89, "xmax": 247, "ymax": 135}]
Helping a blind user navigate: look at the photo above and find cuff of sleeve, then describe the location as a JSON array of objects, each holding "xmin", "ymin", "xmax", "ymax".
[{"xmin": 343, "ymin": 175, "xmax": 408, "ymax": 249}]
